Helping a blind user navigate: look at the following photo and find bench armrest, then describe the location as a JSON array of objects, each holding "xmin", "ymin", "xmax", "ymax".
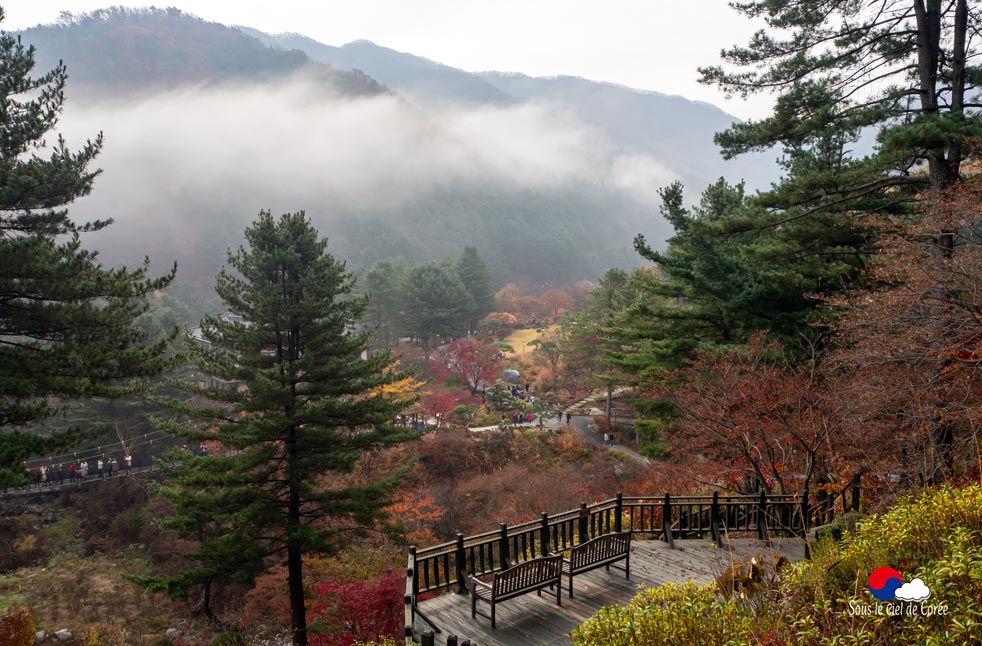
[{"xmin": 467, "ymin": 575, "xmax": 493, "ymax": 593}]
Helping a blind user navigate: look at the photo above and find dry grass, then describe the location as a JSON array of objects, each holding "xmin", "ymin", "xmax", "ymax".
[
  {"xmin": 501, "ymin": 325, "xmax": 558, "ymax": 358},
  {"xmin": 0, "ymin": 552, "xmax": 215, "ymax": 644}
]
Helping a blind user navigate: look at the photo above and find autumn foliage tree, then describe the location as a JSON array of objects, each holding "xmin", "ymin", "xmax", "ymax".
[
  {"xmin": 660, "ymin": 333, "xmax": 841, "ymax": 496},
  {"xmin": 431, "ymin": 339, "xmax": 499, "ymax": 395},
  {"xmin": 308, "ymin": 570, "xmax": 404, "ymax": 646},
  {"xmin": 540, "ymin": 288, "xmax": 574, "ymax": 319},
  {"xmin": 422, "ymin": 390, "xmax": 458, "ymax": 429},
  {"xmin": 826, "ymin": 176, "xmax": 982, "ymax": 485},
  {"xmin": 479, "ymin": 311, "xmax": 518, "ymax": 338}
]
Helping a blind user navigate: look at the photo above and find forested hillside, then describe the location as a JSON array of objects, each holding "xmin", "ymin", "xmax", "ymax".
[{"xmin": 17, "ymin": 8, "xmax": 672, "ymax": 311}]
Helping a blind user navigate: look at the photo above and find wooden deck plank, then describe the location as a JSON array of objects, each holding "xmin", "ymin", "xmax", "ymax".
[{"xmin": 414, "ymin": 537, "xmax": 804, "ymax": 646}]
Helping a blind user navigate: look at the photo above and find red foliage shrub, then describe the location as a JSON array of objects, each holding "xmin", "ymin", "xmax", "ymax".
[
  {"xmin": 0, "ymin": 607, "xmax": 35, "ymax": 646},
  {"xmin": 308, "ymin": 570, "xmax": 404, "ymax": 646},
  {"xmin": 239, "ymin": 568, "xmax": 290, "ymax": 631}
]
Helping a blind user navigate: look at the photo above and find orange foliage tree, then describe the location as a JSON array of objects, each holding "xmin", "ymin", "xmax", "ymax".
[
  {"xmin": 825, "ymin": 177, "xmax": 982, "ymax": 486},
  {"xmin": 659, "ymin": 332, "xmax": 842, "ymax": 495},
  {"xmin": 540, "ymin": 288, "xmax": 574, "ymax": 318}
]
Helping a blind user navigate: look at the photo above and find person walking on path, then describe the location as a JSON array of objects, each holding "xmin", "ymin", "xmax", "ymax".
[
  {"xmin": 557, "ymin": 410, "xmax": 563, "ymax": 423},
  {"xmin": 566, "ymin": 412, "xmax": 571, "ymax": 424},
  {"xmin": 80, "ymin": 461, "xmax": 88, "ymax": 480}
]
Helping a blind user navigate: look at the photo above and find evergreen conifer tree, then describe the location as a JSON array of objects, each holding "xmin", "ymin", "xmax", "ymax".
[
  {"xmin": 456, "ymin": 246, "xmax": 495, "ymax": 327},
  {"xmin": 701, "ymin": 0, "xmax": 981, "ymax": 479},
  {"xmin": 399, "ymin": 262, "xmax": 473, "ymax": 373},
  {"xmin": 0, "ymin": 9, "xmax": 174, "ymax": 485},
  {"xmin": 146, "ymin": 211, "xmax": 415, "ymax": 646}
]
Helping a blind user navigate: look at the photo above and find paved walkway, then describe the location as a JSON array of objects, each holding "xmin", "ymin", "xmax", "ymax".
[{"xmin": 467, "ymin": 386, "xmax": 649, "ymax": 466}]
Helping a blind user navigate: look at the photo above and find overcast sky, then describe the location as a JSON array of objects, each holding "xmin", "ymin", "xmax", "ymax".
[{"xmin": 2, "ymin": 1, "xmax": 773, "ymax": 120}]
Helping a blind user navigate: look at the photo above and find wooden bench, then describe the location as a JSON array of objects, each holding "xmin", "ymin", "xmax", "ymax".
[
  {"xmin": 559, "ymin": 530, "xmax": 631, "ymax": 598},
  {"xmin": 468, "ymin": 554, "xmax": 563, "ymax": 628}
]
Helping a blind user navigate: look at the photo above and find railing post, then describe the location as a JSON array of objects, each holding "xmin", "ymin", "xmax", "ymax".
[
  {"xmin": 499, "ymin": 522, "xmax": 511, "ymax": 569},
  {"xmin": 421, "ymin": 631, "xmax": 435, "ymax": 646},
  {"xmin": 756, "ymin": 490, "xmax": 769, "ymax": 542},
  {"xmin": 540, "ymin": 512, "xmax": 550, "ymax": 556},
  {"xmin": 710, "ymin": 491, "xmax": 723, "ymax": 546},
  {"xmin": 800, "ymin": 488, "xmax": 810, "ymax": 537},
  {"xmin": 851, "ymin": 473, "xmax": 861, "ymax": 512},
  {"xmin": 662, "ymin": 492, "xmax": 675, "ymax": 548},
  {"xmin": 447, "ymin": 636, "xmax": 459, "ymax": 646},
  {"xmin": 578, "ymin": 502, "xmax": 589, "ymax": 544},
  {"xmin": 614, "ymin": 492, "xmax": 623, "ymax": 533},
  {"xmin": 406, "ymin": 546, "xmax": 417, "ymax": 644},
  {"xmin": 455, "ymin": 532, "xmax": 466, "ymax": 594}
]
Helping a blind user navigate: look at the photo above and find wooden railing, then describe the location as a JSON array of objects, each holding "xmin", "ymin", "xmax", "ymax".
[{"xmin": 404, "ymin": 479, "xmax": 861, "ymax": 644}]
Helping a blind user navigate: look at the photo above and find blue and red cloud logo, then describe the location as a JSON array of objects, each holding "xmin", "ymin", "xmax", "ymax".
[
  {"xmin": 868, "ymin": 567, "xmax": 903, "ymax": 600},
  {"xmin": 868, "ymin": 567, "xmax": 931, "ymax": 601}
]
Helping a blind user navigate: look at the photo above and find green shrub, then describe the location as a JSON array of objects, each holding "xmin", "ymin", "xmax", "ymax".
[
  {"xmin": 210, "ymin": 630, "xmax": 246, "ymax": 646},
  {"xmin": 573, "ymin": 484, "xmax": 982, "ymax": 646},
  {"xmin": 571, "ymin": 582, "xmax": 754, "ymax": 646},
  {"xmin": 43, "ymin": 516, "xmax": 82, "ymax": 556}
]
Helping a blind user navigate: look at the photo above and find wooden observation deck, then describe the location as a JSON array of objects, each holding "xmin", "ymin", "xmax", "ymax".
[{"xmin": 405, "ymin": 483, "xmax": 861, "ymax": 645}]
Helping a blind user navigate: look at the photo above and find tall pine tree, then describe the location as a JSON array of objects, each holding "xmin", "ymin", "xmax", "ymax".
[
  {"xmin": 399, "ymin": 262, "xmax": 473, "ymax": 374},
  {"xmin": 0, "ymin": 10, "xmax": 174, "ymax": 485},
  {"xmin": 700, "ymin": 0, "xmax": 980, "ymax": 204},
  {"xmin": 456, "ymin": 246, "xmax": 495, "ymax": 330},
  {"xmin": 146, "ymin": 212, "xmax": 415, "ymax": 646}
]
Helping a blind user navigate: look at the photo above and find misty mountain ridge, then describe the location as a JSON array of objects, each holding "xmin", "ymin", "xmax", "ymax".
[
  {"xmin": 236, "ymin": 27, "xmax": 515, "ymax": 109},
  {"xmin": 13, "ymin": 7, "xmax": 774, "ymax": 311},
  {"xmin": 23, "ymin": 7, "xmax": 386, "ymax": 98},
  {"xmin": 243, "ymin": 29, "xmax": 778, "ymax": 191}
]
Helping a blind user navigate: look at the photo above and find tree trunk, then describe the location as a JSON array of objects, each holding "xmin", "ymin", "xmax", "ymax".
[
  {"xmin": 422, "ymin": 336, "xmax": 431, "ymax": 376},
  {"xmin": 604, "ymin": 382, "xmax": 613, "ymax": 424},
  {"xmin": 288, "ymin": 539, "xmax": 307, "ymax": 646},
  {"xmin": 202, "ymin": 579, "xmax": 213, "ymax": 619},
  {"xmin": 287, "ymin": 419, "xmax": 307, "ymax": 646},
  {"xmin": 912, "ymin": 0, "xmax": 963, "ymax": 481}
]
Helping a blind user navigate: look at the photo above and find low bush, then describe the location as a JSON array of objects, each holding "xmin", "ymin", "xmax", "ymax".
[
  {"xmin": 572, "ymin": 483, "xmax": 982, "ymax": 646},
  {"xmin": 0, "ymin": 607, "xmax": 35, "ymax": 646},
  {"xmin": 308, "ymin": 569, "xmax": 404, "ymax": 646}
]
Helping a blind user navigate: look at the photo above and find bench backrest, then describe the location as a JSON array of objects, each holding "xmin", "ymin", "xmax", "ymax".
[
  {"xmin": 494, "ymin": 555, "xmax": 563, "ymax": 596},
  {"xmin": 570, "ymin": 531, "xmax": 630, "ymax": 569}
]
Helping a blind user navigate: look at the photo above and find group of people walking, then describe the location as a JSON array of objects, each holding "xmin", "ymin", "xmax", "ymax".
[{"xmin": 29, "ymin": 455, "xmax": 132, "ymax": 487}]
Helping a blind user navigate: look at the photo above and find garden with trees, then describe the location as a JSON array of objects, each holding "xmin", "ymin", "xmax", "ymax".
[{"xmin": 2, "ymin": 1, "xmax": 982, "ymax": 645}]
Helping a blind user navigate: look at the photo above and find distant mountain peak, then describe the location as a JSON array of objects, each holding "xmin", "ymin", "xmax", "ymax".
[
  {"xmin": 244, "ymin": 28, "xmax": 515, "ymax": 108},
  {"xmin": 20, "ymin": 10, "xmax": 387, "ymax": 98}
]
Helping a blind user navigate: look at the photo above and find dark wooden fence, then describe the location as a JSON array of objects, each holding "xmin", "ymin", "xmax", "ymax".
[{"xmin": 405, "ymin": 479, "xmax": 861, "ymax": 644}]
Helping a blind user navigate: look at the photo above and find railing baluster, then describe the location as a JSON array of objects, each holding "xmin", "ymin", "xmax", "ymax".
[
  {"xmin": 540, "ymin": 512, "xmax": 550, "ymax": 557},
  {"xmin": 578, "ymin": 502, "xmax": 589, "ymax": 544},
  {"xmin": 455, "ymin": 533, "xmax": 466, "ymax": 594},
  {"xmin": 615, "ymin": 492, "xmax": 623, "ymax": 533},
  {"xmin": 499, "ymin": 522, "xmax": 511, "ymax": 569}
]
